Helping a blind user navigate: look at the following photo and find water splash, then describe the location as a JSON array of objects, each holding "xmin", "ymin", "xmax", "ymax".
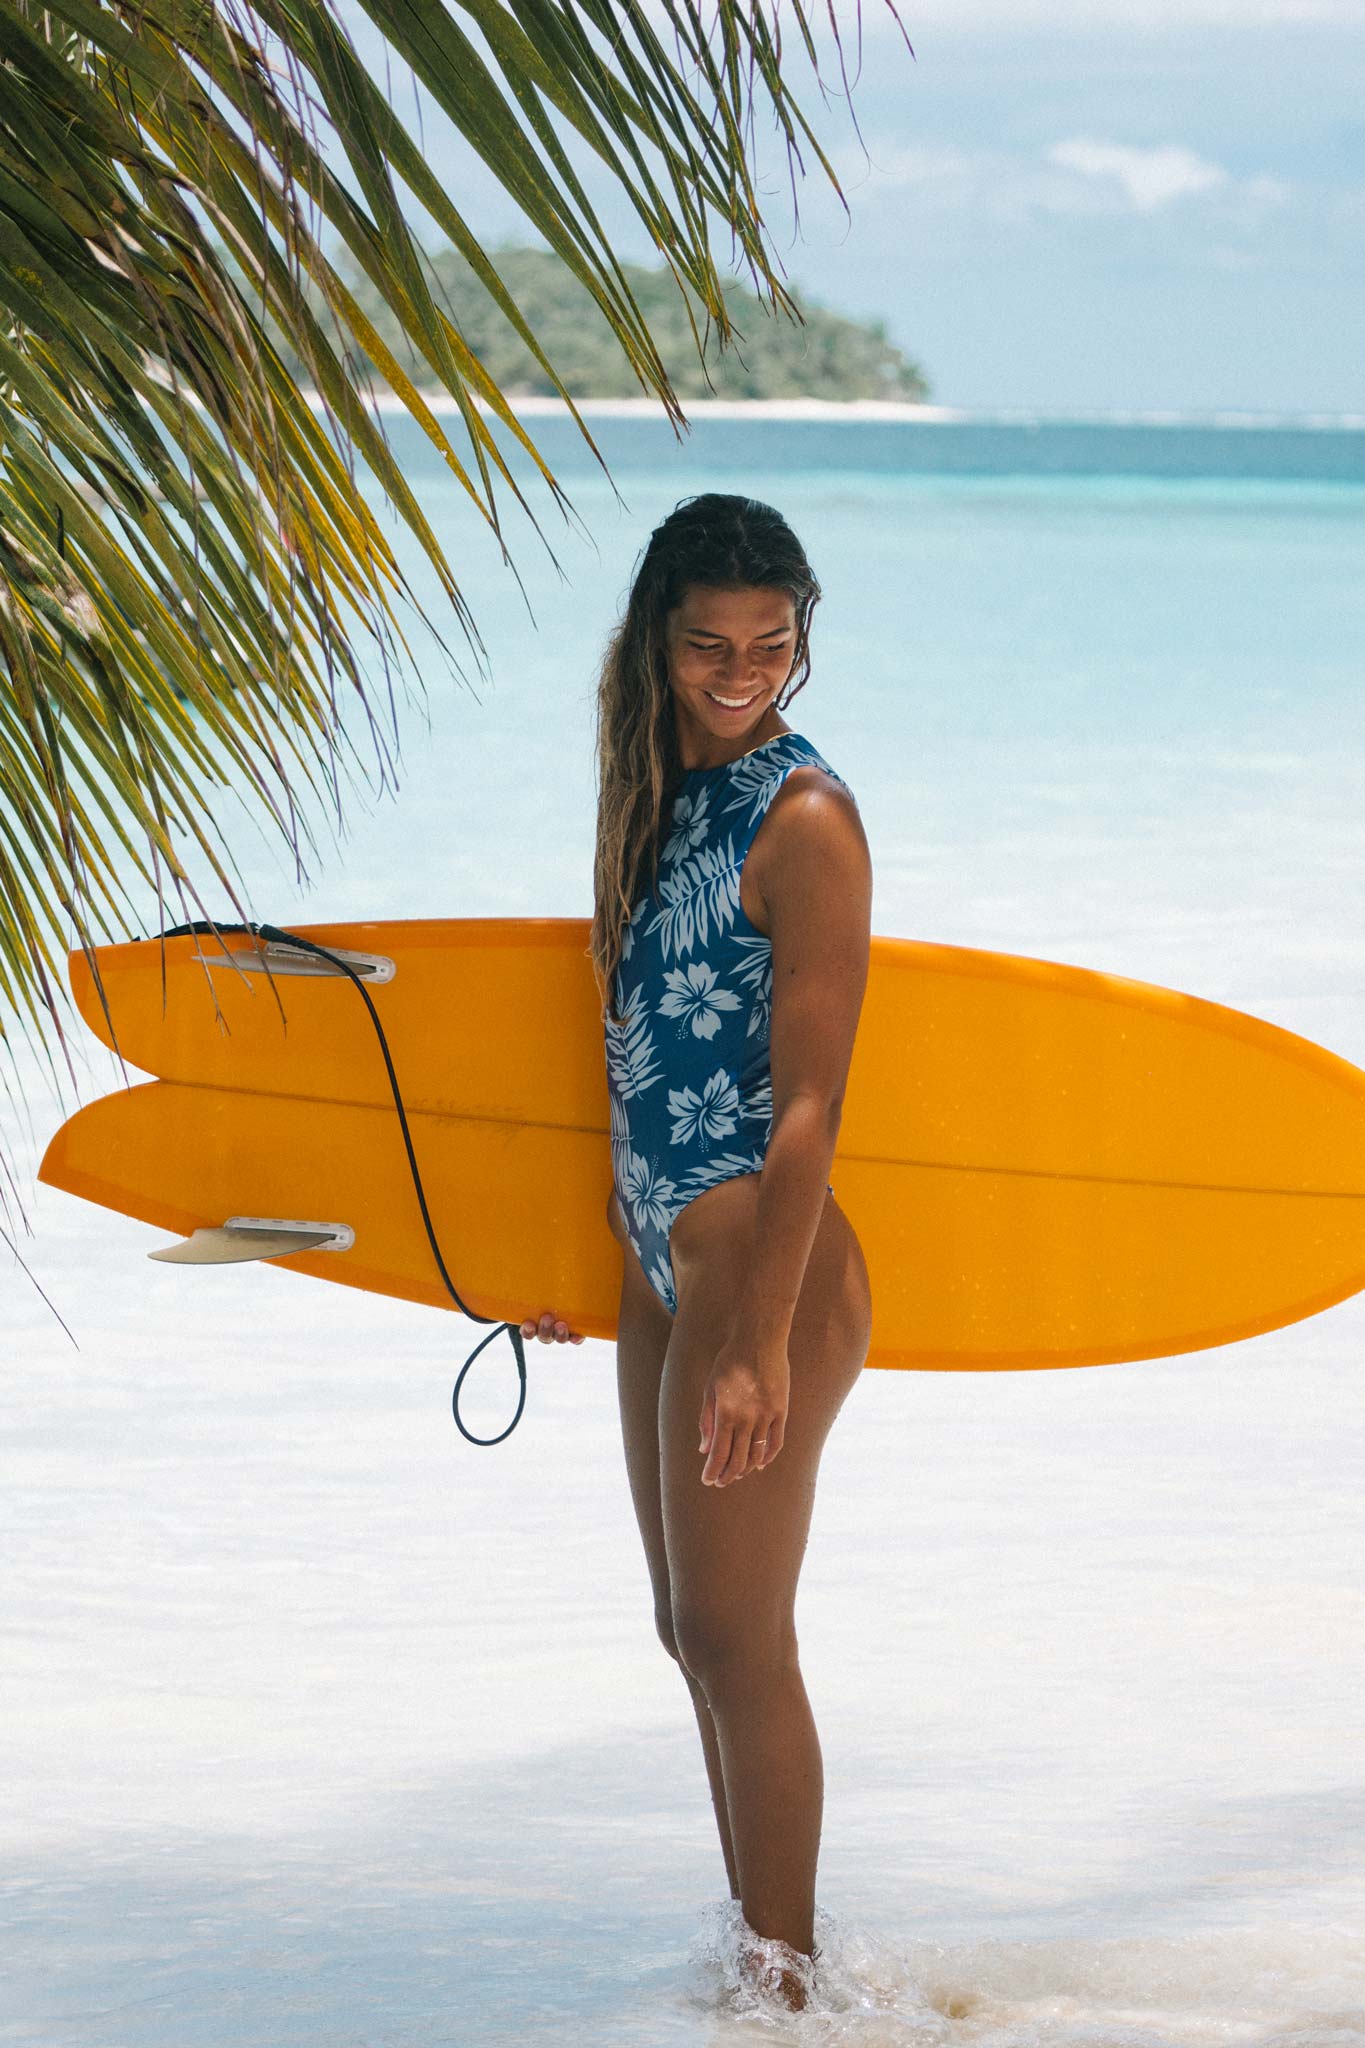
[
  {"xmin": 685, "ymin": 1898, "xmax": 952, "ymax": 2036},
  {"xmin": 682, "ymin": 1904, "xmax": 1365, "ymax": 2047}
]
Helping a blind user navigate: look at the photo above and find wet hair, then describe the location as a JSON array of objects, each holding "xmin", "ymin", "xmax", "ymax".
[{"xmin": 589, "ymin": 492, "xmax": 822, "ymax": 1026}]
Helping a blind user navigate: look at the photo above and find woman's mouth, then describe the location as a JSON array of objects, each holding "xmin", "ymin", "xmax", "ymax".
[{"xmin": 703, "ymin": 690, "xmax": 761, "ymax": 715}]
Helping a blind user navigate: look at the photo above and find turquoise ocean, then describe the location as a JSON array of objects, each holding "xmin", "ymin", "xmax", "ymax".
[{"xmin": 5, "ymin": 414, "xmax": 1363, "ymax": 2044}]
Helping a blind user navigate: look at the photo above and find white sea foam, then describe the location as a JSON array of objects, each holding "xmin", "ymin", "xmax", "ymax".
[{"xmin": 305, "ymin": 390, "xmax": 1365, "ymax": 429}]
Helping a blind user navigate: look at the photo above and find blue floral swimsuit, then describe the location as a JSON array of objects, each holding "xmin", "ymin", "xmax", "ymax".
[{"xmin": 604, "ymin": 728, "xmax": 856, "ymax": 1313}]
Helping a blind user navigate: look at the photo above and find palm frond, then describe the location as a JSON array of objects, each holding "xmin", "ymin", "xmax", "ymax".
[{"xmin": 0, "ymin": 0, "xmax": 910, "ymax": 1174}]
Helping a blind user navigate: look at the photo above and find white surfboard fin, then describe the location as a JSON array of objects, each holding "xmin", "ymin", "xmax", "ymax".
[
  {"xmin": 148, "ymin": 1217, "xmax": 355, "ymax": 1264},
  {"xmin": 195, "ymin": 940, "xmax": 396, "ymax": 983}
]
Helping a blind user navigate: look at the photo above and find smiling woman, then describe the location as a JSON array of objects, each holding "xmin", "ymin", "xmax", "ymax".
[
  {"xmin": 669, "ymin": 587, "xmax": 800, "ymax": 730},
  {"xmin": 522, "ymin": 493, "xmax": 874, "ymax": 2010}
]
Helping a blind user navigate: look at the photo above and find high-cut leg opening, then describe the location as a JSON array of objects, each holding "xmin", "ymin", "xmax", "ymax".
[{"xmin": 667, "ymin": 1166, "xmax": 766, "ymax": 1258}]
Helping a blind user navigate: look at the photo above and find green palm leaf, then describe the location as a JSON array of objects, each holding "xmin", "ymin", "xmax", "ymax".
[{"xmin": 0, "ymin": 0, "xmax": 910, "ymax": 1218}]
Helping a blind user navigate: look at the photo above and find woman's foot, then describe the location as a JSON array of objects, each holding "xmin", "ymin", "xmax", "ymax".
[
  {"xmin": 738, "ymin": 1929, "xmax": 817, "ymax": 2012},
  {"xmin": 687, "ymin": 1896, "xmax": 822, "ymax": 2017}
]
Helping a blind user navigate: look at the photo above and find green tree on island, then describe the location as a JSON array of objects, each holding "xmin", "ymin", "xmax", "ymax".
[{"xmin": 290, "ymin": 242, "xmax": 929, "ymax": 403}]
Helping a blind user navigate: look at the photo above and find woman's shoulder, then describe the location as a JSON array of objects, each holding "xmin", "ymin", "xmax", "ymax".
[
  {"xmin": 749, "ymin": 737, "xmax": 866, "ymax": 896},
  {"xmin": 768, "ymin": 730, "xmax": 857, "ymax": 806}
]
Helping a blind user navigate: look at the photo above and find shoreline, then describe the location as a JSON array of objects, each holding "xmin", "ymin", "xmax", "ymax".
[{"xmin": 303, "ymin": 391, "xmax": 1365, "ymax": 431}]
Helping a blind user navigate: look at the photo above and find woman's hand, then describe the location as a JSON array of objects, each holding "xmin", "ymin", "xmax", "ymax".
[
  {"xmin": 699, "ymin": 1331, "xmax": 789, "ymax": 1487},
  {"xmin": 519, "ymin": 1311, "xmax": 586, "ymax": 1346}
]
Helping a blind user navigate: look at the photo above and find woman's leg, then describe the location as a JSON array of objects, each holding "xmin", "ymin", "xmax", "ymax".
[
  {"xmin": 660, "ymin": 1178, "xmax": 871, "ymax": 1970},
  {"xmin": 608, "ymin": 1192, "xmax": 742, "ymax": 1896}
]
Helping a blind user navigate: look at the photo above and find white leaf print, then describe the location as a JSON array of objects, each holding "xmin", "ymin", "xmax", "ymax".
[
  {"xmin": 671, "ymin": 1147, "xmax": 767, "ymax": 1206},
  {"xmin": 667, "ymin": 1068, "xmax": 740, "ymax": 1150},
  {"xmin": 648, "ymin": 1256, "xmax": 677, "ymax": 1310},
  {"xmin": 730, "ymin": 933, "xmax": 773, "ymax": 1039},
  {"xmin": 604, "ymin": 981, "xmax": 662, "ymax": 1101},
  {"xmin": 741, "ymin": 1076, "xmax": 772, "ymax": 1130},
  {"xmin": 608, "ymin": 1086, "xmax": 633, "ymax": 1184},
  {"xmin": 645, "ymin": 838, "xmax": 742, "ymax": 961},
  {"xmin": 721, "ymin": 741, "xmax": 853, "ymax": 826},
  {"xmin": 726, "ymin": 774, "xmax": 782, "ymax": 827},
  {"xmin": 619, "ymin": 892, "xmax": 650, "ymax": 964},
  {"xmin": 657, "ymin": 959, "xmax": 743, "ymax": 1041}
]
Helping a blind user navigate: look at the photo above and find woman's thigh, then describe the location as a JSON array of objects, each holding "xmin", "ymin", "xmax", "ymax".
[
  {"xmin": 609, "ymin": 1189, "xmax": 677, "ymax": 1641},
  {"xmin": 660, "ymin": 1177, "xmax": 872, "ymax": 1668}
]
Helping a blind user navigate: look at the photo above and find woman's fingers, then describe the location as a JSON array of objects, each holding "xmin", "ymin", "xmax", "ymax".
[
  {"xmin": 518, "ymin": 1310, "xmax": 585, "ymax": 1345},
  {"xmin": 702, "ymin": 1411, "xmax": 785, "ymax": 1486},
  {"xmin": 716, "ymin": 1417, "xmax": 777, "ymax": 1482},
  {"xmin": 701, "ymin": 1416, "xmax": 736, "ymax": 1486},
  {"xmin": 699, "ymin": 1361, "xmax": 787, "ymax": 1485},
  {"xmin": 755, "ymin": 1415, "xmax": 785, "ymax": 1470},
  {"xmin": 698, "ymin": 1382, "xmax": 717, "ymax": 1457},
  {"xmin": 715, "ymin": 1423, "xmax": 756, "ymax": 1487}
]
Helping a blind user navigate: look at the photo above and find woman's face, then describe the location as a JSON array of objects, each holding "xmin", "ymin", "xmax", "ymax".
[{"xmin": 663, "ymin": 583, "xmax": 797, "ymax": 750}]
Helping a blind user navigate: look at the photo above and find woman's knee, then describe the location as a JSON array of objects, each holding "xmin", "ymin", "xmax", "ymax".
[
  {"xmin": 671, "ymin": 1600, "xmax": 799, "ymax": 1696},
  {"xmin": 654, "ymin": 1602, "xmax": 683, "ymax": 1666}
]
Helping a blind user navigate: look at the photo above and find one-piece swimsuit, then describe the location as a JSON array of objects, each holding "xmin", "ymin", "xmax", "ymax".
[{"xmin": 604, "ymin": 728, "xmax": 856, "ymax": 1313}]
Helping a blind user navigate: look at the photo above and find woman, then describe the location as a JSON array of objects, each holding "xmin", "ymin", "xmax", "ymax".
[{"xmin": 521, "ymin": 493, "xmax": 873, "ymax": 2012}]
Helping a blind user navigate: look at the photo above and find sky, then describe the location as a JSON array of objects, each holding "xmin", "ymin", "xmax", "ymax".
[{"xmin": 326, "ymin": 1, "xmax": 1360, "ymax": 413}]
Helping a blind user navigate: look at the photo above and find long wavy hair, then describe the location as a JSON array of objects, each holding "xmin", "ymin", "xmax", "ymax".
[{"xmin": 590, "ymin": 493, "xmax": 822, "ymax": 1027}]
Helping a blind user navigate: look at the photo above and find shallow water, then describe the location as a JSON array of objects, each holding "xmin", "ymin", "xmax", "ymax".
[{"xmin": 4, "ymin": 419, "xmax": 1363, "ymax": 2044}]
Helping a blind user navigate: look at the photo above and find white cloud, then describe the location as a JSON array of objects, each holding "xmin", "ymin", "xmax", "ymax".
[
  {"xmin": 1046, "ymin": 137, "xmax": 1228, "ymax": 211},
  {"xmin": 833, "ymin": 136, "xmax": 1293, "ymax": 227}
]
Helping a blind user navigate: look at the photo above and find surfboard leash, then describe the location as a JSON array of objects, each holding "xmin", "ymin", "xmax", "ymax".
[{"xmin": 161, "ymin": 920, "xmax": 529, "ymax": 1447}]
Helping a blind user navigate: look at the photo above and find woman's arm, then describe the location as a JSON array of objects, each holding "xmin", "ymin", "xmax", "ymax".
[
  {"xmin": 737, "ymin": 775, "xmax": 872, "ymax": 1340},
  {"xmin": 699, "ymin": 771, "xmax": 872, "ymax": 1483}
]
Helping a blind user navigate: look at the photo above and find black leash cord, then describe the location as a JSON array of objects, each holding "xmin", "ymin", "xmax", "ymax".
[{"xmin": 163, "ymin": 920, "xmax": 529, "ymax": 1445}]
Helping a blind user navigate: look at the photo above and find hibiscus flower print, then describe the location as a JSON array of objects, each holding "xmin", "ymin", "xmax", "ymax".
[
  {"xmin": 619, "ymin": 1147, "xmax": 679, "ymax": 1234},
  {"xmin": 667, "ymin": 1068, "xmax": 740, "ymax": 1150},
  {"xmin": 602, "ymin": 731, "xmax": 853, "ymax": 1311},
  {"xmin": 662, "ymin": 785, "xmax": 711, "ymax": 865},
  {"xmin": 657, "ymin": 960, "xmax": 743, "ymax": 1041}
]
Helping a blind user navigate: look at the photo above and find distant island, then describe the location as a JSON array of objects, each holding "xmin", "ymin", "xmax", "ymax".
[{"xmin": 277, "ymin": 241, "xmax": 930, "ymax": 406}]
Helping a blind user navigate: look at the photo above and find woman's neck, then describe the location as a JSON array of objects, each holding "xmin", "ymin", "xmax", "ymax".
[{"xmin": 677, "ymin": 716, "xmax": 792, "ymax": 774}]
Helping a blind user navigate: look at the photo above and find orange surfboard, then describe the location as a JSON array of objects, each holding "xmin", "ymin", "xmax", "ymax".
[{"xmin": 38, "ymin": 918, "xmax": 1365, "ymax": 1370}]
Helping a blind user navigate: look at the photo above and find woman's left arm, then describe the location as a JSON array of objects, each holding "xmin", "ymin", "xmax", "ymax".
[{"xmin": 699, "ymin": 772, "xmax": 872, "ymax": 1484}]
